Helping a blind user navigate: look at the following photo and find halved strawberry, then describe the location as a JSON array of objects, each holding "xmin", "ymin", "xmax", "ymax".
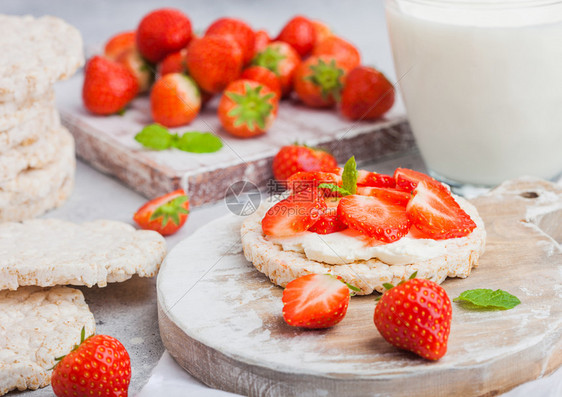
[
  {"xmin": 357, "ymin": 170, "xmax": 396, "ymax": 188},
  {"xmin": 406, "ymin": 181, "xmax": 476, "ymax": 239},
  {"xmin": 337, "ymin": 195, "xmax": 411, "ymax": 243},
  {"xmin": 394, "ymin": 168, "xmax": 439, "ymax": 193},
  {"xmin": 356, "ymin": 187, "xmax": 411, "ymax": 206},
  {"xmin": 308, "ymin": 198, "xmax": 347, "ymax": 234},
  {"xmin": 282, "ymin": 273, "xmax": 351, "ymax": 329},
  {"xmin": 262, "ymin": 190, "xmax": 326, "ymax": 237}
]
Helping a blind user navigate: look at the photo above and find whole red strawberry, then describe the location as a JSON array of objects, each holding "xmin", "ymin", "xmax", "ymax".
[
  {"xmin": 294, "ymin": 56, "xmax": 348, "ymax": 108},
  {"xmin": 158, "ymin": 48, "xmax": 189, "ymax": 76},
  {"xmin": 282, "ymin": 273, "xmax": 351, "ymax": 329},
  {"xmin": 104, "ymin": 31, "xmax": 136, "ymax": 60},
  {"xmin": 340, "ymin": 66, "xmax": 395, "ymax": 121},
  {"xmin": 186, "ymin": 35, "xmax": 243, "ymax": 93},
  {"xmin": 374, "ymin": 277, "xmax": 452, "ymax": 361},
  {"xmin": 252, "ymin": 41, "xmax": 301, "ymax": 96},
  {"xmin": 137, "ymin": 8, "xmax": 192, "ymax": 63},
  {"xmin": 272, "ymin": 145, "xmax": 338, "ymax": 182},
  {"xmin": 253, "ymin": 29, "xmax": 271, "ymax": 54},
  {"xmin": 150, "ymin": 73, "xmax": 201, "ymax": 127},
  {"xmin": 218, "ymin": 79, "xmax": 278, "ymax": 138},
  {"xmin": 240, "ymin": 66, "xmax": 282, "ymax": 100},
  {"xmin": 82, "ymin": 56, "xmax": 138, "ymax": 115},
  {"xmin": 312, "ymin": 35, "xmax": 361, "ymax": 71},
  {"xmin": 311, "ymin": 20, "xmax": 332, "ymax": 47},
  {"xmin": 205, "ymin": 17, "xmax": 256, "ymax": 64},
  {"xmin": 116, "ymin": 48, "xmax": 152, "ymax": 93},
  {"xmin": 51, "ymin": 330, "xmax": 131, "ymax": 396},
  {"xmin": 133, "ymin": 189, "xmax": 190, "ymax": 236},
  {"xmin": 276, "ymin": 15, "xmax": 316, "ymax": 57}
]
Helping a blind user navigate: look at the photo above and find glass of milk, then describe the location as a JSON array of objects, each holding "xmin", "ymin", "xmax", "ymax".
[{"xmin": 386, "ymin": 0, "xmax": 562, "ymax": 187}]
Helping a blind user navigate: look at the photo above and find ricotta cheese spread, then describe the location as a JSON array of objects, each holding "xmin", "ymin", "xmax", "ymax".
[{"xmin": 263, "ymin": 194, "xmax": 482, "ymax": 266}]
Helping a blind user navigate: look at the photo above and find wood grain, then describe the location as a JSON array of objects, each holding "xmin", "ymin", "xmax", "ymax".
[
  {"xmin": 58, "ymin": 76, "xmax": 414, "ymax": 206},
  {"xmin": 157, "ymin": 178, "xmax": 562, "ymax": 396}
]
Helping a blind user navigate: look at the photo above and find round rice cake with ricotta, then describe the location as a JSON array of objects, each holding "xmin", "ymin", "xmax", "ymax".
[
  {"xmin": 0, "ymin": 126, "xmax": 75, "ymax": 221},
  {"xmin": 0, "ymin": 14, "xmax": 83, "ymax": 106},
  {"xmin": 241, "ymin": 196, "xmax": 486, "ymax": 295}
]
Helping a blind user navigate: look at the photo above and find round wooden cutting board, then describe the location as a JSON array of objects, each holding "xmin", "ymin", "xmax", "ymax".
[{"xmin": 157, "ymin": 177, "xmax": 562, "ymax": 397}]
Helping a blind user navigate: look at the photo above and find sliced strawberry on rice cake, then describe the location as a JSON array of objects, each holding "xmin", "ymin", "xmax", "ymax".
[{"xmin": 241, "ymin": 157, "xmax": 485, "ymax": 295}]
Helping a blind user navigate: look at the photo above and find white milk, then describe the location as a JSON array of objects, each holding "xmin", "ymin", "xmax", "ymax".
[{"xmin": 386, "ymin": 0, "xmax": 562, "ymax": 186}]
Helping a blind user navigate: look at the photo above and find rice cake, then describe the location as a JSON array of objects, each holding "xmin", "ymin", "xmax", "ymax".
[
  {"xmin": 0, "ymin": 124, "xmax": 68, "ymax": 183},
  {"xmin": 0, "ymin": 286, "xmax": 95, "ymax": 395},
  {"xmin": 0, "ymin": 126, "xmax": 74, "ymax": 215},
  {"xmin": 241, "ymin": 197, "xmax": 486, "ymax": 295},
  {"xmin": 0, "ymin": 15, "xmax": 83, "ymax": 105},
  {"xmin": 0, "ymin": 104, "xmax": 60, "ymax": 154},
  {"xmin": 0, "ymin": 219, "xmax": 167, "ymax": 290}
]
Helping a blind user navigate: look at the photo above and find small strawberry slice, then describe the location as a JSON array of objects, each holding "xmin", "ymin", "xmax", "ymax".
[
  {"xmin": 308, "ymin": 199, "xmax": 347, "ymax": 234},
  {"xmin": 282, "ymin": 273, "xmax": 351, "ymax": 329},
  {"xmin": 286, "ymin": 171, "xmax": 342, "ymax": 193},
  {"xmin": 329, "ymin": 167, "xmax": 395, "ymax": 188},
  {"xmin": 262, "ymin": 190, "xmax": 326, "ymax": 237},
  {"xmin": 337, "ymin": 194, "xmax": 411, "ymax": 243},
  {"xmin": 374, "ymin": 277, "xmax": 452, "ymax": 360},
  {"xmin": 357, "ymin": 170, "xmax": 396, "ymax": 188},
  {"xmin": 356, "ymin": 187, "xmax": 411, "ymax": 206},
  {"xmin": 394, "ymin": 168, "xmax": 440, "ymax": 193},
  {"xmin": 407, "ymin": 180, "xmax": 476, "ymax": 239}
]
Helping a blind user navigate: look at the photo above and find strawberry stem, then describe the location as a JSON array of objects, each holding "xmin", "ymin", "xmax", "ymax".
[
  {"xmin": 304, "ymin": 58, "xmax": 345, "ymax": 101},
  {"xmin": 49, "ymin": 326, "xmax": 92, "ymax": 370},
  {"xmin": 252, "ymin": 46, "xmax": 285, "ymax": 75},
  {"xmin": 150, "ymin": 195, "xmax": 189, "ymax": 226},
  {"xmin": 226, "ymin": 83, "xmax": 274, "ymax": 132}
]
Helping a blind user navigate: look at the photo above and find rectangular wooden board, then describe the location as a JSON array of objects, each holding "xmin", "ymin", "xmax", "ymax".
[{"xmin": 57, "ymin": 75, "xmax": 414, "ymax": 207}]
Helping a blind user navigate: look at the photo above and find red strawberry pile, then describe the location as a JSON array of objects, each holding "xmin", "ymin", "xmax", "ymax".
[
  {"xmin": 82, "ymin": 9, "xmax": 395, "ymax": 138},
  {"xmin": 263, "ymin": 157, "xmax": 477, "ymax": 242}
]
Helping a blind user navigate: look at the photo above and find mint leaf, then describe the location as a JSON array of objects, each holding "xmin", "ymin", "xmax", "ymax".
[
  {"xmin": 318, "ymin": 183, "xmax": 351, "ymax": 196},
  {"xmin": 176, "ymin": 132, "xmax": 223, "ymax": 153},
  {"xmin": 454, "ymin": 289, "xmax": 521, "ymax": 310},
  {"xmin": 135, "ymin": 124, "xmax": 174, "ymax": 150},
  {"xmin": 135, "ymin": 124, "xmax": 223, "ymax": 154},
  {"xmin": 342, "ymin": 156, "xmax": 357, "ymax": 195}
]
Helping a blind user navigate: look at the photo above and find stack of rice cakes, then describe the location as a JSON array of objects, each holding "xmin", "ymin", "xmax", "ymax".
[{"xmin": 0, "ymin": 14, "xmax": 83, "ymax": 222}]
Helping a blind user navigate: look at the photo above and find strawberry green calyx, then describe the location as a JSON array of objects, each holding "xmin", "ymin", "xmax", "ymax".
[
  {"xmin": 150, "ymin": 195, "xmax": 189, "ymax": 226},
  {"xmin": 252, "ymin": 46, "xmax": 286, "ymax": 75},
  {"xmin": 51, "ymin": 326, "xmax": 90, "ymax": 370},
  {"xmin": 226, "ymin": 84, "xmax": 275, "ymax": 131},
  {"xmin": 383, "ymin": 271, "xmax": 419, "ymax": 291},
  {"xmin": 305, "ymin": 58, "xmax": 345, "ymax": 101}
]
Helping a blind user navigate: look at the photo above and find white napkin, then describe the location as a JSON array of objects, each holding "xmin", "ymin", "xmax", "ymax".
[{"xmin": 138, "ymin": 351, "xmax": 562, "ymax": 397}]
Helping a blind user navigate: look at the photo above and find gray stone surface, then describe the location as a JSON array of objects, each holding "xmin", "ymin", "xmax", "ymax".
[{"xmin": 1, "ymin": 1, "xmax": 412, "ymax": 395}]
